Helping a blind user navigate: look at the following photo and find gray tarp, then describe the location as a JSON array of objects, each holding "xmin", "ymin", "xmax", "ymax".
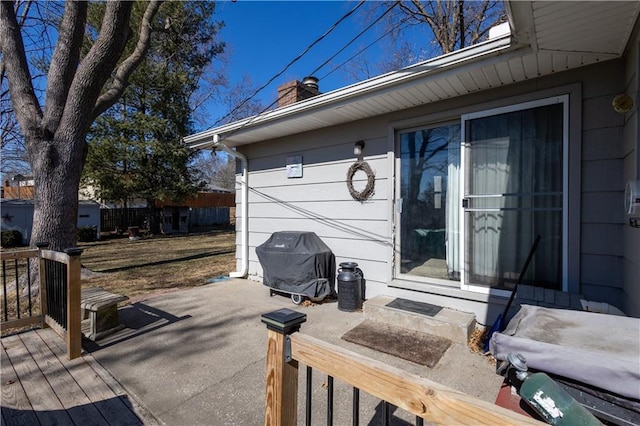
[
  {"xmin": 490, "ymin": 305, "xmax": 640, "ymax": 400},
  {"xmin": 256, "ymin": 231, "xmax": 335, "ymax": 300}
]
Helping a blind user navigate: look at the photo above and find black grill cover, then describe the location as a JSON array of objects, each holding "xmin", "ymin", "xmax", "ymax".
[{"xmin": 256, "ymin": 231, "xmax": 335, "ymax": 299}]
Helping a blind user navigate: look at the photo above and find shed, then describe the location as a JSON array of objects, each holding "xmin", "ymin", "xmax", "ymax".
[{"xmin": 160, "ymin": 206, "xmax": 189, "ymax": 234}]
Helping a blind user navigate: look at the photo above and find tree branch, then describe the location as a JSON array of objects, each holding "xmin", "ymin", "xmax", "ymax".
[
  {"xmin": 57, "ymin": 1, "xmax": 136, "ymax": 140},
  {"xmin": 0, "ymin": 0, "xmax": 42, "ymax": 139},
  {"xmin": 92, "ymin": 0, "xmax": 163, "ymax": 120},
  {"xmin": 42, "ymin": 1, "xmax": 87, "ymax": 136},
  {"xmin": 469, "ymin": 1, "xmax": 498, "ymax": 44}
]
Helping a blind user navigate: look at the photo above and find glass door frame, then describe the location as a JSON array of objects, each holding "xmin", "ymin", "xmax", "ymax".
[
  {"xmin": 459, "ymin": 95, "xmax": 570, "ymax": 295},
  {"xmin": 392, "ymin": 95, "xmax": 570, "ymax": 295},
  {"xmin": 393, "ymin": 120, "xmax": 461, "ymax": 288}
]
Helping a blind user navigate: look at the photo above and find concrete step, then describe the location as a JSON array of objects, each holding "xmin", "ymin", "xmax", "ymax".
[{"xmin": 363, "ymin": 295, "xmax": 476, "ymax": 345}]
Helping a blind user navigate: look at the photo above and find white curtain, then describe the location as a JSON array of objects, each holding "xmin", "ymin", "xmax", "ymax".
[
  {"xmin": 468, "ymin": 136, "xmax": 510, "ymax": 282},
  {"xmin": 445, "ymin": 132, "xmax": 460, "ymax": 279}
]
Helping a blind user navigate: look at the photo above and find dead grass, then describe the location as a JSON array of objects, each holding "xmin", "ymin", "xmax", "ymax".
[
  {"xmin": 79, "ymin": 230, "xmax": 236, "ymax": 299},
  {"xmin": 0, "ymin": 231, "xmax": 234, "ymax": 335}
]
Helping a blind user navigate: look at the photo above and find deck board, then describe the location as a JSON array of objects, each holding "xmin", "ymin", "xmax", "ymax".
[
  {"xmin": 20, "ymin": 331, "xmax": 109, "ymax": 426},
  {"xmin": 1, "ymin": 342, "xmax": 39, "ymax": 426},
  {"xmin": 1, "ymin": 328, "xmax": 157, "ymax": 425},
  {"xmin": 39, "ymin": 329, "xmax": 147, "ymax": 425},
  {"xmin": 2, "ymin": 333, "xmax": 72, "ymax": 425}
]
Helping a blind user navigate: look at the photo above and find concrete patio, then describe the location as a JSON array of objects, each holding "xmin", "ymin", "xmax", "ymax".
[{"xmin": 78, "ymin": 278, "xmax": 503, "ymax": 425}]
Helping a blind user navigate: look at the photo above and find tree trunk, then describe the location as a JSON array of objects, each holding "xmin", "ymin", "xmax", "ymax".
[{"xmin": 29, "ymin": 133, "xmax": 86, "ymax": 252}]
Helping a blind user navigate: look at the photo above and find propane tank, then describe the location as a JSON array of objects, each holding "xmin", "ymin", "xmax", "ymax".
[
  {"xmin": 499, "ymin": 353, "xmax": 602, "ymax": 425},
  {"xmin": 337, "ymin": 262, "xmax": 363, "ymax": 312}
]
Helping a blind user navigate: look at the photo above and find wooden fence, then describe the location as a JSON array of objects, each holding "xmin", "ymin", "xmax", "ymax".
[
  {"xmin": 2, "ymin": 184, "xmax": 35, "ymax": 199},
  {"xmin": 1, "ymin": 244, "xmax": 82, "ymax": 360},
  {"xmin": 262, "ymin": 309, "xmax": 543, "ymax": 426},
  {"xmin": 100, "ymin": 208, "xmax": 152, "ymax": 233},
  {"xmin": 156, "ymin": 192, "xmax": 235, "ymax": 208}
]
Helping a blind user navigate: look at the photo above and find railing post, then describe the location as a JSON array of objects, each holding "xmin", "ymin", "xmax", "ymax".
[
  {"xmin": 65, "ymin": 247, "xmax": 83, "ymax": 360},
  {"xmin": 36, "ymin": 242, "xmax": 49, "ymax": 329},
  {"xmin": 262, "ymin": 308, "xmax": 306, "ymax": 426}
]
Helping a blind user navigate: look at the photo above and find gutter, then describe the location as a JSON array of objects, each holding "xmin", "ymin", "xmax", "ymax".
[{"xmin": 191, "ymin": 134, "xmax": 248, "ymax": 278}]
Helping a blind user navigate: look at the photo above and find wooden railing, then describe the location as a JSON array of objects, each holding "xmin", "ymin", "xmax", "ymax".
[
  {"xmin": 262, "ymin": 309, "xmax": 543, "ymax": 426},
  {"xmin": 1, "ymin": 247, "xmax": 41, "ymax": 329},
  {"xmin": 1, "ymin": 244, "xmax": 82, "ymax": 360}
]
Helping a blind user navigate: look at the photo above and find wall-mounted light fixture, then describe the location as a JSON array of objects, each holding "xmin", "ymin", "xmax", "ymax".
[
  {"xmin": 612, "ymin": 93, "xmax": 634, "ymax": 114},
  {"xmin": 354, "ymin": 141, "xmax": 365, "ymax": 157}
]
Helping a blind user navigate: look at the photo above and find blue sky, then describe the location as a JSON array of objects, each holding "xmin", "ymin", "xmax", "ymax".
[{"xmin": 203, "ymin": 0, "xmax": 407, "ymax": 127}]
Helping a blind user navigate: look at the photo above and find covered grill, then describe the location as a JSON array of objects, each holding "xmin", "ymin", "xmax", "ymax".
[{"xmin": 256, "ymin": 231, "xmax": 335, "ymax": 304}]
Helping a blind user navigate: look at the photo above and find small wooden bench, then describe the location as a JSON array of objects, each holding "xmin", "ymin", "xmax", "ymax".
[{"xmin": 81, "ymin": 287, "xmax": 129, "ymax": 341}]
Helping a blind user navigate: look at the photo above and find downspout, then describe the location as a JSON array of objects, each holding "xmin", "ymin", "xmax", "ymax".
[{"xmin": 211, "ymin": 134, "xmax": 248, "ymax": 278}]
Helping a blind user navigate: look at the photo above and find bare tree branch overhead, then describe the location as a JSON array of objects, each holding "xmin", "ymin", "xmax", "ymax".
[
  {"xmin": 345, "ymin": 1, "xmax": 505, "ymax": 82},
  {"xmin": 396, "ymin": 0, "xmax": 505, "ymax": 54}
]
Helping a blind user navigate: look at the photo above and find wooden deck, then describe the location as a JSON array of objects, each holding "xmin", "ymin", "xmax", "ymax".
[{"xmin": 1, "ymin": 328, "xmax": 158, "ymax": 425}]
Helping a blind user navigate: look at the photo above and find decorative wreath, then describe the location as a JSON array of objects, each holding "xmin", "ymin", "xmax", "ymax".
[{"xmin": 347, "ymin": 161, "xmax": 375, "ymax": 201}]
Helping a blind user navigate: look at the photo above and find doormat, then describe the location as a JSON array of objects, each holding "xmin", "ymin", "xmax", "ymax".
[
  {"xmin": 341, "ymin": 321, "xmax": 451, "ymax": 368},
  {"xmin": 386, "ymin": 298, "xmax": 443, "ymax": 317}
]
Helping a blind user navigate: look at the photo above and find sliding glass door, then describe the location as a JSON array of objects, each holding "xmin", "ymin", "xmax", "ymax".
[
  {"xmin": 397, "ymin": 96, "xmax": 567, "ymax": 292},
  {"xmin": 462, "ymin": 99, "xmax": 565, "ymax": 291}
]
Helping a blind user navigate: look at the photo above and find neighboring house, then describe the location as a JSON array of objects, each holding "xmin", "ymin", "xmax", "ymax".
[
  {"xmin": 185, "ymin": 1, "xmax": 640, "ymax": 323},
  {"xmin": 1, "ymin": 199, "xmax": 101, "ymax": 243}
]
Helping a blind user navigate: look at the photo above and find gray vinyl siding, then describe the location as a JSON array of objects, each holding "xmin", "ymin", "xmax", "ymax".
[
  {"xmin": 621, "ymin": 29, "xmax": 640, "ymax": 317},
  {"xmin": 238, "ymin": 124, "xmax": 393, "ymax": 287},
  {"xmin": 230, "ymin": 57, "xmax": 636, "ymax": 320},
  {"xmin": 578, "ymin": 59, "xmax": 628, "ymax": 308}
]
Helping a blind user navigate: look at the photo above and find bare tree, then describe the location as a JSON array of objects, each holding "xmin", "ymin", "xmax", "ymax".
[
  {"xmin": 189, "ymin": 49, "xmax": 228, "ymax": 130},
  {"xmin": 346, "ymin": 0, "xmax": 505, "ymax": 81},
  {"xmin": 1, "ymin": 64, "xmax": 29, "ymax": 176},
  {"xmin": 217, "ymin": 74, "xmax": 266, "ymax": 125},
  {"xmin": 1, "ymin": 0, "xmax": 163, "ymax": 251},
  {"xmin": 394, "ymin": 0, "xmax": 505, "ymax": 54},
  {"xmin": 1, "ymin": 0, "xmax": 49, "ymax": 176},
  {"xmin": 342, "ymin": 39, "xmax": 422, "ymax": 81},
  {"xmin": 192, "ymin": 151, "xmax": 236, "ymax": 192},
  {"xmin": 191, "ymin": 73, "xmax": 265, "ymax": 192}
]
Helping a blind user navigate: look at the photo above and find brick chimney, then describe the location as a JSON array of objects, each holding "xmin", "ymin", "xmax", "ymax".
[{"xmin": 277, "ymin": 76, "xmax": 320, "ymax": 107}]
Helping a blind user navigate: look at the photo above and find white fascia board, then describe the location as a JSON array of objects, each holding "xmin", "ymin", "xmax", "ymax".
[{"xmin": 184, "ymin": 34, "xmax": 514, "ymax": 149}]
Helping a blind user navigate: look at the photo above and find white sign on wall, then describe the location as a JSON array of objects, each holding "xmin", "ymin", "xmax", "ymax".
[{"xmin": 286, "ymin": 155, "xmax": 303, "ymax": 178}]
